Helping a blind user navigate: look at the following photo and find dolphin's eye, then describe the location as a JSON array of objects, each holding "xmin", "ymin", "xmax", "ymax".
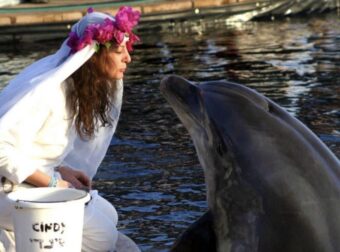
[
  {"xmin": 268, "ymin": 102, "xmax": 274, "ymax": 113},
  {"xmin": 217, "ymin": 142, "xmax": 226, "ymax": 156}
]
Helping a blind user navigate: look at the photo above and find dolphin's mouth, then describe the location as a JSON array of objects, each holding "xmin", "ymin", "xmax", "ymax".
[
  {"xmin": 160, "ymin": 75, "xmax": 205, "ymax": 130},
  {"xmin": 160, "ymin": 75, "xmax": 197, "ymax": 101},
  {"xmin": 160, "ymin": 75, "xmax": 198, "ymax": 108}
]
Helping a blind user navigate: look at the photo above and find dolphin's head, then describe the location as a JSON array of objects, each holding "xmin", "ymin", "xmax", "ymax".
[
  {"xmin": 160, "ymin": 74, "xmax": 274, "ymax": 177},
  {"xmin": 160, "ymin": 75, "xmax": 275, "ymax": 208}
]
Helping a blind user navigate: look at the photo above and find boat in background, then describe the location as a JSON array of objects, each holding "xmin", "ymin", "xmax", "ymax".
[
  {"xmin": 0, "ymin": 0, "xmax": 19, "ymax": 8},
  {"xmin": 227, "ymin": 0, "xmax": 339, "ymax": 22}
]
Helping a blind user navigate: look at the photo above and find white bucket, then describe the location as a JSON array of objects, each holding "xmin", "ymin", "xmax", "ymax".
[{"xmin": 7, "ymin": 187, "xmax": 90, "ymax": 252}]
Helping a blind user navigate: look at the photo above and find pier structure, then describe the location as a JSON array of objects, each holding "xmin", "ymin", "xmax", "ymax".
[{"xmin": 0, "ymin": 0, "xmax": 265, "ymax": 26}]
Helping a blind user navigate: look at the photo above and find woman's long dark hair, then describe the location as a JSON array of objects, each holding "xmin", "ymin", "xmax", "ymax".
[{"xmin": 67, "ymin": 46, "xmax": 118, "ymax": 140}]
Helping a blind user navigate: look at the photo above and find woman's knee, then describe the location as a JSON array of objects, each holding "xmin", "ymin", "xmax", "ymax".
[
  {"xmin": 82, "ymin": 193, "xmax": 119, "ymax": 251},
  {"xmin": 92, "ymin": 194, "xmax": 119, "ymax": 225},
  {"xmin": 82, "ymin": 215, "xmax": 118, "ymax": 252}
]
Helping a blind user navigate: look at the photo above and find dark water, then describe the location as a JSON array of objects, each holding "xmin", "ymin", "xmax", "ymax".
[{"xmin": 0, "ymin": 12, "xmax": 339, "ymax": 251}]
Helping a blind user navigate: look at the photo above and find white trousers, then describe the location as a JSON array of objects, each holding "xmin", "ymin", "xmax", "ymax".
[
  {"xmin": 82, "ymin": 190, "xmax": 119, "ymax": 252},
  {"xmin": 0, "ymin": 189, "xmax": 119, "ymax": 252}
]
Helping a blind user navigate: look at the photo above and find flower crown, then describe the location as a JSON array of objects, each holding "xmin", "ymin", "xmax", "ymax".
[{"xmin": 67, "ymin": 6, "xmax": 141, "ymax": 54}]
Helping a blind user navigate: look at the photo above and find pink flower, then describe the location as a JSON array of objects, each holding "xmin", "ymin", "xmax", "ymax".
[
  {"xmin": 126, "ymin": 32, "xmax": 140, "ymax": 51},
  {"xmin": 94, "ymin": 19, "xmax": 114, "ymax": 43},
  {"xmin": 113, "ymin": 30, "xmax": 125, "ymax": 45},
  {"xmin": 82, "ymin": 27, "xmax": 95, "ymax": 45},
  {"xmin": 115, "ymin": 6, "xmax": 141, "ymax": 33},
  {"xmin": 67, "ymin": 6, "xmax": 141, "ymax": 54}
]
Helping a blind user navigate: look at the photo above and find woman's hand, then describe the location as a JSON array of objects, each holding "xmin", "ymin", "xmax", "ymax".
[
  {"xmin": 25, "ymin": 170, "xmax": 72, "ymax": 188},
  {"xmin": 56, "ymin": 179, "xmax": 73, "ymax": 188},
  {"xmin": 57, "ymin": 166, "xmax": 91, "ymax": 190}
]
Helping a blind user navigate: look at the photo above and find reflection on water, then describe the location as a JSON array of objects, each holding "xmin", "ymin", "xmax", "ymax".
[{"xmin": 0, "ymin": 12, "xmax": 339, "ymax": 251}]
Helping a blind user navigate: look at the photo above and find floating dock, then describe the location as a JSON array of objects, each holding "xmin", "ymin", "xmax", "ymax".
[{"xmin": 0, "ymin": 0, "xmax": 265, "ymax": 26}]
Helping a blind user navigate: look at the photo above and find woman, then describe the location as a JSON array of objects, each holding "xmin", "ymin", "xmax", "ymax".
[{"xmin": 0, "ymin": 6, "xmax": 140, "ymax": 252}]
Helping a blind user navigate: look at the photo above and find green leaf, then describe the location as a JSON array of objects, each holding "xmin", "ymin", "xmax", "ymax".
[
  {"xmin": 94, "ymin": 43, "xmax": 100, "ymax": 53},
  {"xmin": 104, "ymin": 42, "xmax": 112, "ymax": 49}
]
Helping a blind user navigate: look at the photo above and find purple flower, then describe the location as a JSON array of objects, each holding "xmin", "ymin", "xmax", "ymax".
[
  {"xmin": 81, "ymin": 27, "xmax": 95, "ymax": 46},
  {"xmin": 87, "ymin": 7, "xmax": 94, "ymax": 14},
  {"xmin": 67, "ymin": 31, "xmax": 81, "ymax": 53}
]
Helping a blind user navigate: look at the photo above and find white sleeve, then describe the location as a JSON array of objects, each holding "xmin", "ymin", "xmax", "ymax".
[{"xmin": 0, "ymin": 87, "xmax": 51, "ymax": 184}]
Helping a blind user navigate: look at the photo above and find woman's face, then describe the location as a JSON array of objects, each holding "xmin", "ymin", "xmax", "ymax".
[{"xmin": 105, "ymin": 41, "xmax": 131, "ymax": 80}]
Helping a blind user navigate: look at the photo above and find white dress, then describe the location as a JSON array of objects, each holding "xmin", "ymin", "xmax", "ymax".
[{"xmin": 0, "ymin": 78, "xmax": 123, "ymax": 252}]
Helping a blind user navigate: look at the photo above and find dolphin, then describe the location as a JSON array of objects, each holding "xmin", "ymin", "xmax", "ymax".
[{"xmin": 160, "ymin": 75, "xmax": 340, "ymax": 252}]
